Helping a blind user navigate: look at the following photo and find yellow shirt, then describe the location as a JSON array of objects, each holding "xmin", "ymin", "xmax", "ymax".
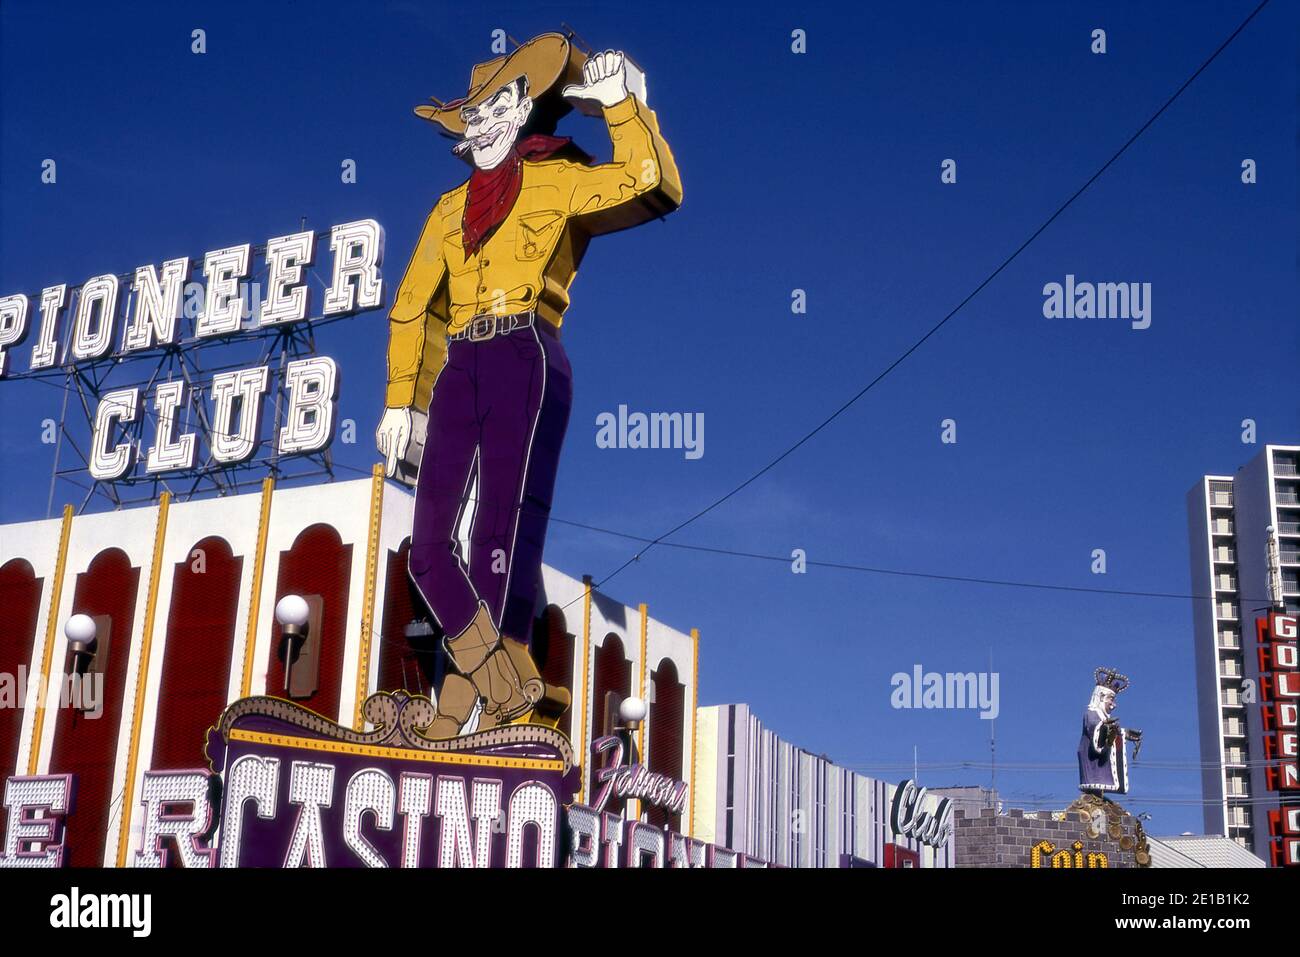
[{"xmin": 385, "ymin": 95, "xmax": 683, "ymax": 409}]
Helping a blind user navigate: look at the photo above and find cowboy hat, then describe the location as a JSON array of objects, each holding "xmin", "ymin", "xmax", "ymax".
[{"xmin": 415, "ymin": 32, "xmax": 586, "ymax": 137}]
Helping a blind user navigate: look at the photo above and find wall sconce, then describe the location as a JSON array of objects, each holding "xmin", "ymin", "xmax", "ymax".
[
  {"xmin": 64, "ymin": 613, "xmax": 111, "ymax": 714},
  {"xmin": 616, "ymin": 695, "xmax": 647, "ymax": 821},
  {"xmin": 275, "ymin": 593, "xmax": 323, "ymax": 700},
  {"xmin": 618, "ymin": 695, "xmax": 647, "ymax": 731},
  {"xmin": 617, "ymin": 695, "xmax": 647, "ymax": 765},
  {"xmin": 64, "ymin": 614, "xmax": 98, "ymax": 675}
]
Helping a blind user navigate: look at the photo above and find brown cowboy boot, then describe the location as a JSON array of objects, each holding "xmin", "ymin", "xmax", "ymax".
[
  {"xmin": 423, "ymin": 673, "xmax": 478, "ymax": 738},
  {"xmin": 444, "ymin": 603, "xmax": 572, "ymax": 731},
  {"xmin": 471, "ymin": 641, "xmax": 544, "ymax": 731},
  {"xmin": 472, "ymin": 639, "xmax": 574, "ymax": 730},
  {"xmin": 441, "ymin": 603, "xmax": 532, "ymax": 729},
  {"xmin": 502, "ymin": 639, "xmax": 571, "ymax": 726},
  {"xmin": 443, "ymin": 603, "xmax": 500, "ymax": 675}
]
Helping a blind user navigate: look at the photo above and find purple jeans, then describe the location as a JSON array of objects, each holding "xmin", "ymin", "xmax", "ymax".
[{"xmin": 409, "ymin": 324, "xmax": 572, "ymax": 646}]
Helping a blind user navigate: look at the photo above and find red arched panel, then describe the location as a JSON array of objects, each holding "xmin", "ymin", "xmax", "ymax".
[
  {"xmin": 0, "ymin": 559, "xmax": 44, "ymax": 798},
  {"xmin": 377, "ymin": 539, "xmax": 436, "ymax": 695},
  {"xmin": 151, "ymin": 537, "xmax": 243, "ymax": 770},
  {"xmin": 592, "ymin": 634, "xmax": 630, "ymax": 738},
  {"xmin": 48, "ymin": 548, "xmax": 140, "ymax": 867},
  {"xmin": 647, "ymin": 658, "xmax": 685, "ymax": 830},
  {"xmin": 533, "ymin": 605, "xmax": 574, "ymax": 737},
  {"xmin": 591, "ymin": 634, "xmax": 630, "ymax": 815},
  {"xmin": 265, "ymin": 524, "xmax": 352, "ymax": 722}
]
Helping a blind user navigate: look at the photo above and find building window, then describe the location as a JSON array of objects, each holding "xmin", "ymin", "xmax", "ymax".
[
  {"xmin": 0, "ymin": 559, "xmax": 43, "ymax": 789},
  {"xmin": 592, "ymin": 634, "xmax": 631, "ymax": 813},
  {"xmin": 376, "ymin": 540, "xmax": 442, "ymax": 697},
  {"xmin": 152, "ymin": 537, "xmax": 242, "ymax": 770},
  {"xmin": 646, "ymin": 658, "xmax": 684, "ymax": 830},
  {"xmin": 265, "ymin": 524, "xmax": 353, "ymax": 721},
  {"xmin": 49, "ymin": 548, "xmax": 140, "ymax": 867},
  {"xmin": 532, "ymin": 605, "xmax": 574, "ymax": 738}
]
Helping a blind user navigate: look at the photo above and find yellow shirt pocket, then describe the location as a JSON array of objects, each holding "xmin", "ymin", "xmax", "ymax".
[{"xmin": 515, "ymin": 210, "xmax": 566, "ymax": 262}]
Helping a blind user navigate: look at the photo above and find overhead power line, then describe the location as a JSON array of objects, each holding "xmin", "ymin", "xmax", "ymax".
[
  {"xmin": 14, "ymin": 2, "xmax": 1277, "ymax": 618},
  {"xmin": 343, "ymin": 460, "xmax": 1290, "ymax": 605},
  {"xmin": 845, "ymin": 759, "xmax": 1289, "ymax": 772},
  {"xmin": 580, "ymin": 0, "xmax": 1275, "ymax": 603}
]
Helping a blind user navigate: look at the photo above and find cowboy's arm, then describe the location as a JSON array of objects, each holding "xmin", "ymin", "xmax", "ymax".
[
  {"xmin": 377, "ymin": 207, "xmax": 448, "ymax": 476},
  {"xmin": 385, "ymin": 206, "xmax": 449, "ymax": 408},
  {"xmin": 561, "ymin": 53, "xmax": 682, "ymax": 233},
  {"xmin": 568, "ymin": 97, "xmax": 682, "ymax": 232}
]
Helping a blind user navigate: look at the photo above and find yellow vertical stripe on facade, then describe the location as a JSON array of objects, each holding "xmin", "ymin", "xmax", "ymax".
[
  {"xmin": 115, "ymin": 492, "xmax": 171, "ymax": 867},
  {"xmin": 577, "ymin": 575, "xmax": 592, "ymax": 803},
  {"xmin": 635, "ymin": 602, "xmax": 648, "ymax": 821},
  {"xmin": 26, "ymin": 504, "xmax": 74, "ymax": 775},
  {"xmin": 353, "ymin": 464, "xmax": 386, "ymax": 729},
  {"xmin": 240, "ymin": 476, "xmax": 276, "ymax": 697},
  {"xmin": 637, "ymin": 602, "xmax": 648, "ymax": 751},
  {"xmin": 689, "ymin": 626, "xmax": 700, "ymax": 837}
]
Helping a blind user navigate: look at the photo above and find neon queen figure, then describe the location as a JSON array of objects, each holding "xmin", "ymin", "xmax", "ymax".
[
  {"xmin": 1077, "ymin": 668, "xmax": 1143, "ymax": 795},
  {"xmin": 374, "ymin": 34, "xmax": 682, "ymax": 737}
]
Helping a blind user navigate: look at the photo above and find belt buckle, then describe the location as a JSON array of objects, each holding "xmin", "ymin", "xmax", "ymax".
[{"xmin": 468, "ymin": 314, "xmax": 496, "ymax": 342}]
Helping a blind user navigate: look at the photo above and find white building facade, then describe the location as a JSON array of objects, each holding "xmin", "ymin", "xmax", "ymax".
[
  {"xmin": 693, "ymin": 703, "xmax": 955, "ymax": 867},
  {"xmin": 0, "ymin": 474, "xmax": 699, "ymax": 865}
]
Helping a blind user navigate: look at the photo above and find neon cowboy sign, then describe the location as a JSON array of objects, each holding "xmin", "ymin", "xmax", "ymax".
[
  {"xmin": 0, "ymin": 220, "xmax": 383, "ymax": 481},
  {"xmin": 0, "ymin": 691, "xmax": 768, "ymax": 868}
]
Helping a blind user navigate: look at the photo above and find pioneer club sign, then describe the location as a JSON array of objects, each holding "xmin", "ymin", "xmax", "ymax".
[
  {"xmin": 0, "ymin": 691, "xmax": 766, "ymax": 868},
  {"xmin": 0, "ymin": 220, "xmax": 383, "ymax": 480}
]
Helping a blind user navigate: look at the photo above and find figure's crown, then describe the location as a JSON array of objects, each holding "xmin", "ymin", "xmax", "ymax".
[{"xmin": 1094, "ymin": 667, "xmax": 1130, "ymax": 693}]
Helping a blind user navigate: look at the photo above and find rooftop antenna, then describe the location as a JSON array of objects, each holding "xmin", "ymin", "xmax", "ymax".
[
  {"xmin": 1266, "ymin": 525, "xmax": 1284, "ymax": 611},
  {"xmin": 989, "ymin": 647, "xmax": 997, "ymax": 808}
]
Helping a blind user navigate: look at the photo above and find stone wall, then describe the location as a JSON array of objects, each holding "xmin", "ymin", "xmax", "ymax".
[{"xmin": 954, "ymin": 806, "xmax": 1141, "ymax": 868}]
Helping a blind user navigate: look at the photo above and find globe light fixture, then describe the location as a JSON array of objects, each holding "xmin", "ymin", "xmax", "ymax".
[
  {"xmin": 618, "ymin": 695, "xmax": 647, "ymax": 729},
  {"xmin": 275, "ymin": 594, "xmax": 311, "ymax": 692},
  {"xmin": 275, "ymin": 594, "xmax": 310, "ymax": 629},
  {"xmin": 64, "ymin": 613, "xmax": 97, "ymax": 674}
]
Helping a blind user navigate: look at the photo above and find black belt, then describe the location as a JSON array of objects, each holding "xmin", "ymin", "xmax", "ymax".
[{"xmin": 448, "ymin": 311, "xmax": 558, "ymax": 343}]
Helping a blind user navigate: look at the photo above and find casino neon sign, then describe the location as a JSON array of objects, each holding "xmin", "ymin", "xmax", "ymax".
[{"xmin": 0, "ymin": 692, "xmax": 767, "ymax": 869}]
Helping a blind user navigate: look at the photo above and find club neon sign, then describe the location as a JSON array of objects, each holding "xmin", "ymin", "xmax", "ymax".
[{"xmin": 0, "ymin": 220, "xmax": 383, "ymax": 482}]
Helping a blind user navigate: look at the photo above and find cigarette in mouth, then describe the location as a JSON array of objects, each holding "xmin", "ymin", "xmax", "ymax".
[{"xmin": 453, "ymin": 130, "xmax": 498, "ymax": 155}]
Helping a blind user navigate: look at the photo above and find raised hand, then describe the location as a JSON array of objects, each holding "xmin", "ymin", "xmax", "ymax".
[{"xmin": 561, "ymin": 50, "xmax": 629, "ymax": 109}]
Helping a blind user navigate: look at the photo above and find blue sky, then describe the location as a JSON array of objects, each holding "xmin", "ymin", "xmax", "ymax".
[{"xmin": 1, "ymin": 0, "xmax": 1296, "ymax": 835}]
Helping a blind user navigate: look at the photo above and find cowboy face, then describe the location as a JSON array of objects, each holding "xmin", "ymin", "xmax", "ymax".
[{"xmin": 458, "ymin": 79, "xmax": 533, "ymax": 170}]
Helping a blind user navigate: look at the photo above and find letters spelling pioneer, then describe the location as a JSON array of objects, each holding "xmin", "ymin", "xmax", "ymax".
[{"xmin": 0, "ymin": 219, "xmax": 385, "ymax": 480}]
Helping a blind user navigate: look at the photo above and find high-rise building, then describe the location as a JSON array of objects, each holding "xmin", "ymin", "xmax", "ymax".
[{"xmin": 1187, "ymin": 444, "xmax": 1300, "ymax": 857}]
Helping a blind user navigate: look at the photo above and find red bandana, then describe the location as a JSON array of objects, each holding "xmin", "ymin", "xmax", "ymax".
[{"xmin": 462, "ymin": 135, "xmax": 577, "ymax": 256}]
